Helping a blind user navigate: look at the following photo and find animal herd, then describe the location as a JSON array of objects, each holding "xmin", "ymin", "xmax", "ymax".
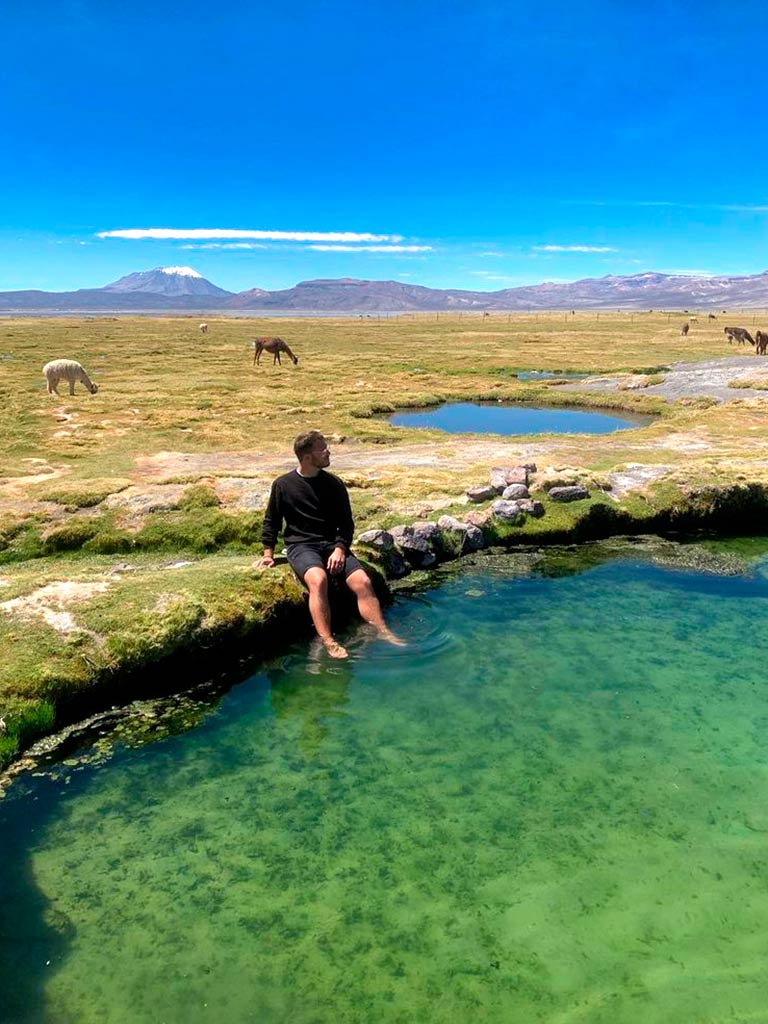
[
  {"xmin": 40, "ymin": 327, "xmax": 301, "ymax": 397},
  {"xmin": 38, "ymin": 315, "xmax": 768, "ymax": 399}
]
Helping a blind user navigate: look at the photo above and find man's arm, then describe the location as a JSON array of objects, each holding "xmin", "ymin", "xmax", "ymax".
[
  {"xmin": 326, "ymin": 478, "xmax": 354, "ymax": 574},
  {"xmin": 333, "ymin": 479, "xmax": 355, "ymax": 551},
  {"xmin": 256, "ymin": 482, "xmax": 282, "ymax": 569}
]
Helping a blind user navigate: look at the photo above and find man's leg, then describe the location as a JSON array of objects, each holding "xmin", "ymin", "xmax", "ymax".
[
  {"xmin": 345, "ymin": 569, "xmax": 406, "ymax": 646},
  {"xmin": 303, "ymin": 566, "xmax": 348, "ymax": 658}
]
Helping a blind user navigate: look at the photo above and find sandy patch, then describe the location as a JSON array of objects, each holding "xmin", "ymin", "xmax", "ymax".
[
  {"xmin": 607, "ymin": 463, "xmax": 672, "ymax": 498},
  {"xmin": 0, "ymin": 580, "xmax": 111, "ymax": 634}
]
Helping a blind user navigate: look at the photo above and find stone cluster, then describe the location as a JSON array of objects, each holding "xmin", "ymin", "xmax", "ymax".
[{"xmin": 357, "ymin": 463, "xmax": 590, "ymax": 578}]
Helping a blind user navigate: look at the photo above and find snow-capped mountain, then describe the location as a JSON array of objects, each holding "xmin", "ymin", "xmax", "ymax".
[{"xmin": 102, "ymin": 266, "xmax": 231, "ymax": 296}]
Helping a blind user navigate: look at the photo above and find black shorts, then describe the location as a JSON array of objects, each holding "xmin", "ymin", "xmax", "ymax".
[{"xmin": 286, "ymin": 542, "xmax": 364, "ymax": 584}]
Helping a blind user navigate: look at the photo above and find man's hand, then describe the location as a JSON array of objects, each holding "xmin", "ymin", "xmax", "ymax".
[
  {"xmin": 326, "ymin": 545, "xmax": 346, "ymax": 575},
  {"xmin": 255, "ymin": 552, "xmax": 276, "ymax": 570}
]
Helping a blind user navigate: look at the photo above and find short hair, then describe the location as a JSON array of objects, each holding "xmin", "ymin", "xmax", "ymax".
[{"xmin": 293, "ymin": 429, "xmax": 325, "ymax": 460}]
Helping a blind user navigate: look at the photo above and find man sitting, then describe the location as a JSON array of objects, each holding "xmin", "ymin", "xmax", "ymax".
[{"xmin": 255, "ymin": 429, "xmax": 404, "ymax": 658}]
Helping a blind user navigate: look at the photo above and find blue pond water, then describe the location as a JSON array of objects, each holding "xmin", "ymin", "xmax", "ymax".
[{"xmin": 390, "ymin": 402, "xmax": 652, "ymax": 435}]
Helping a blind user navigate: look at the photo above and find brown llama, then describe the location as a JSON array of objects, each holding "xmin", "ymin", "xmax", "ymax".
[{"xmin": 252, "ymin": 337, "xmax": 299, "ymax": 366}]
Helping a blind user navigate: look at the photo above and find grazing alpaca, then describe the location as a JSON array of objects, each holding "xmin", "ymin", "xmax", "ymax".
[
  {"xmin": 199, "ymin": 323, "xmax": 208, "ymax": 334},
  {"xmin": 680, "ymin": 322, "xmax": 690, "ymax": 336},
  {"xmin": 756, "ymin": 330, "xmax": 768, "ymax": 355},
  {"xmin": 253, "ymin": 337, "xmax": 299, "ymax": 366},
  {"xmin": 42, "ymin": 359, "xmax": 98, "ymax": 395},
  {"xmin": 724, "ymin": 326, "xmax": 755, "ymax": 346}
]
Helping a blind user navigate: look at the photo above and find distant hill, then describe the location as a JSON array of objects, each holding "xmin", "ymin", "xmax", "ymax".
[{"xmin": 4, "ymin": 267, "xmax": 768, "ymax": 311}]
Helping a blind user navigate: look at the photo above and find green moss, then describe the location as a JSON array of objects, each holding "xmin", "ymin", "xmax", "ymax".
[
  {"xmin": 133, "ymin": 508, "xmax": 262, "ymax": 553},
  {"xmin": 178, "ymin": 483, "xmax": 221, "ymax": 510}
]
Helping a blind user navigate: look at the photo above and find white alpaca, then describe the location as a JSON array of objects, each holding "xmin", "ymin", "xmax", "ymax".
[
  {"xmin": 42, "ymin": 359, "xmax": 98, "ymax": 396},
  {"xmin": 199, "ymin": 323, "xmax": 208, "ymax": 334}
]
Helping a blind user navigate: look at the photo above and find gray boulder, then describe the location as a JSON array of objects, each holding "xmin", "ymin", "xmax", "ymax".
[
  {"xmin": 389, "ymin": 525, "xmax": 437, "ymax": 568},
  {"xmin": 437, "ymin": 515, "xmax": 485, "ymax": 553},
  {"xmin": 411, "ymin": 521, "xmax": 442, "ymax": 543},
  {"xmin": 387, "ymin": 551, "xmax": 412, "ymax": 578},
  {"xmin": 357, "ymin": 529, "xmax": 394, "ymax": 550},
  {"xmin": 549, "ymin": 485, "xmax": 590, "ymax": 502},
  {"xmin": 501, "ymin": 483, "xmax": 530, "ymax": 501},
  {"xmin": 491, "ymin": 499, "xmax": 523, "ymax": 523},
  {"xmin": 466, "ymin": 484, "xmax": 497, "ymax": 502}
]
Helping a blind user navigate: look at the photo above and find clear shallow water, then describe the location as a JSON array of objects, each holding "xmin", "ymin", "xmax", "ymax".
[
  {"xmin": 389, "ymin": 402, "xmax": 652, "ymax": 435},
  {"xmin": 3, "ymin": 555, "xmax": 768, "ymax": 1023},
  {"xmin": 515, "ymin": 370, "xmax": 589, "ymax": 381}
]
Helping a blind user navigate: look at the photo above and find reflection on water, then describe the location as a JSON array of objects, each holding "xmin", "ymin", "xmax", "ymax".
[
  {"xmin": 389, "ymin": 401, "xmax": 653, "ymax": 435},
  {"xmin": 3, "ymin": 556, "xmax": 768, "ymax": 1022}
]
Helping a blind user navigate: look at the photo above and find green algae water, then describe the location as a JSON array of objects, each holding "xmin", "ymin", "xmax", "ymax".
[{"xmin": 4, "ymin": 551, "xmax": 768, "ymax": 1024}]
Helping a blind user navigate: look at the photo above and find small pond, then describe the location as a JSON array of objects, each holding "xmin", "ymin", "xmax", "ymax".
[
  {"xmin": 515, "ymin": 370, "xmax": 589, "ymax": 381},
  {"xmin": 3, "ymin": 545, "xmax": 768, "ymax": 1023},
  {"xmin": 389, "ymin": 401, "xmax": 653, "ymax": 435}
]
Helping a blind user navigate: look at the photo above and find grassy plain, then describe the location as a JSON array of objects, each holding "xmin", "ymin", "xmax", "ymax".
[{"xmin": 2, "ymin": 309, "xmax": 768, "ymax": 768}]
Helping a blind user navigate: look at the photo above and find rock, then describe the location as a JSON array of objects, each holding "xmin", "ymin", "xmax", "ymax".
[
  {"xmin": 389, "ymin": 525, "xmax": 437, "ymax": 568},
  {"xmin": 437, "ymin": 515, "xmax": 485, "ymax": 553},
  {"xmin": 410, "ymin": 521, "xmax": 442, "ymax": 543},
  {"xmin": 463, "ymin": 524, "xmax": 485, "ymax": 550},
  {"xmin": 387, "ymin": 551, "xmax": 412, "ymax": 578},
  {"xmin": 548, "ymin": 485, "xmax": 590, "ymax": 502},
  {"xmin": 466, "ymin": 484, "xmax": 497, "ymax": 502},
  {"xmin": 501, "ymin": 483, "xmax": 530, "ymax": 500},
  {"xmin": 357, "ymin": 529, "xmax": 394, "ymax": 550},
  {"xmin": 491, "ymin": 499, "xmax": 523, "ymax": 522},
  {"xmin": 489, "ymin": 466, "xmax": 529, "ymax": 491},
  {"xmin": 517, "ymin": 499, "xmax": 545, "ymax": 517},
  {"xmin": 464, "ymin": 509, "xmax": 492, "ymax": 529}
]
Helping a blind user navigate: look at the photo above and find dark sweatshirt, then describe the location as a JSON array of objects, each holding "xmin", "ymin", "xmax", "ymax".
[{"xmin": 262, "ymin": 469, "xmax": 354, "ymax": 551}]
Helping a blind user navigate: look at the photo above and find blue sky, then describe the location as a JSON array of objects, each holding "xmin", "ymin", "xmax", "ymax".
[{"xmin": 3, "ymin": 0, "xmax": 768, "ymax": 293}]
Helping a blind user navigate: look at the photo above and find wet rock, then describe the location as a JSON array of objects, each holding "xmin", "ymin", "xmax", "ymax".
[
  {"xmin": 491, "ymin": 499, "xmax": 523, "ymax": 522},
  {"xmin": 549, "ymin": 485, "xmax": 590, "ymax": 502},
  {"xmin": 466, "ymin": 484, "xmax": 497, "ymax": 502},
  {"xmin": 357, "ymin": 529, "xmax": 394, "ymax": 550},
  {"xmin": 501, "ymin": 483, "xmax": 530, "ymax": 500}
]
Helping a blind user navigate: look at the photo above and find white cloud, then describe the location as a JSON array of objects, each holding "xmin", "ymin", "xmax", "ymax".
[
  {"xmin": 180, "ymin": 242, "xmax": 268, "ymax": 250},
  {"xmin": 97, "ymin": 227, "xmax": 402, "ymax": 242},
  {"xmin": 307, "ymin": 244, "xmax": 432, "ymax": 253},
  {"xmin": 479, "ymin": 250, "xmax": 505, "ymax": 257},
  {"xmin": 533, "ymin": 244, "xmax": 617, "ymax": 253}
]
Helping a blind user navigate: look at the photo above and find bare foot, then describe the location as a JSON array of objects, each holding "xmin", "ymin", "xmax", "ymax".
[
  {"xmin": 322, "ymin": 637, "xmax": 349, "ymax": 659},
  {"xmin": 379, "ymin": 628, "xmax": 407, "ymax": 647}
]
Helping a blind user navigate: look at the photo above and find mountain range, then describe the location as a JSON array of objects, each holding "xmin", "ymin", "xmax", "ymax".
[{"xmin": 3, "ymin": 266, "xmax": 768, "ymax": 312}]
